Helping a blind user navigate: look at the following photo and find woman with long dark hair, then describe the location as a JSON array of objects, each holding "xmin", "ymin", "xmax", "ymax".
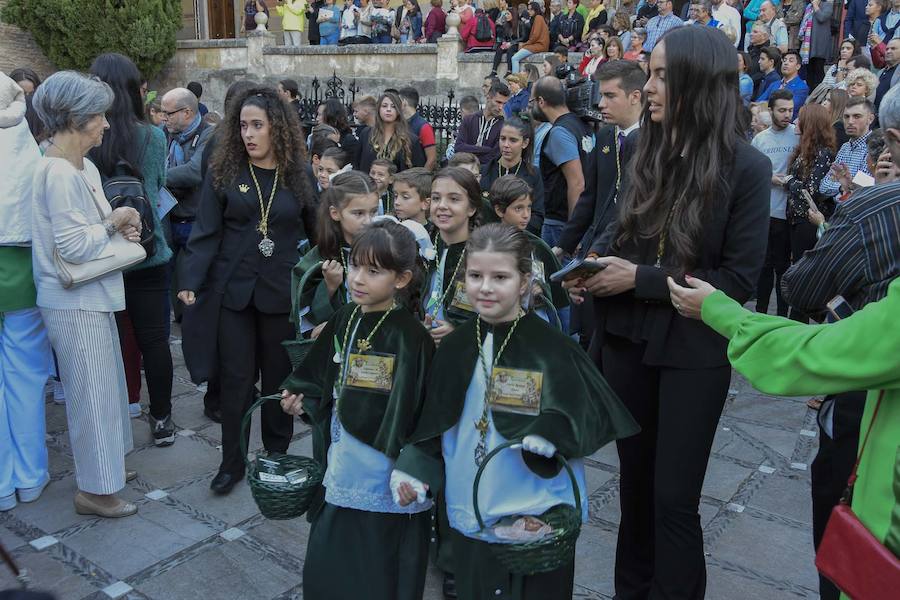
[
  {"xmin": 88, "ymin": 53, "xmax": 175, "ymax": 438},
  {"xmin": 566, "ymin": 26, "xmax": 771, "ymax": 598},
  {"xmin": 177, "ymin": 87, "xmax": 316, "ymax": 495},
  {"xmin": 320, "ymin": 98, "xmax": 360, "ymax": 161},
  {"xmin": 780, "ymin": 104, "xmax": 836, "ymax": 322},
  {"xmin": 353, "ymin": 91, "xmax": 425, "ymax": 174},
  {"xmin": 478, "ymin": 116, "xmax": 544, "ymax": 235}
]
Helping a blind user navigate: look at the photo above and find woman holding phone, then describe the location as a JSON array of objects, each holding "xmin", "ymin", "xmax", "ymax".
[{"xmin": 564, "ymin": 26, "xmax": 771, "ymax": 599}]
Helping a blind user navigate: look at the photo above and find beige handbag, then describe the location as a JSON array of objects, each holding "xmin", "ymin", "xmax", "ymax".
[{"xmin": 53, "ymin": 173, "xmax": 146, "ymax": 289}]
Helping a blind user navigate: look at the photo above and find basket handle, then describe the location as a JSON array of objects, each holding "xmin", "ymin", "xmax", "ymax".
[
  {"xmin": 240, "ymin": 393, "xmax": 285, "ymax": 471},
  {"xmin": 472, "ymin": 438, "xmax": 582, "ymax": 532}
]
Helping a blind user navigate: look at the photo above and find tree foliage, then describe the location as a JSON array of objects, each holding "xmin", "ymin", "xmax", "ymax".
[{"xmin": 2, "ymin": 0, "xmax": 182, "ymax": 79}]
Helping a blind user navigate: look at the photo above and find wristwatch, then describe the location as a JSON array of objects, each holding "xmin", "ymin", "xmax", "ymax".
[{"xmin": 103, "ymin": 219, "xmax": 117, "ymax": 237}]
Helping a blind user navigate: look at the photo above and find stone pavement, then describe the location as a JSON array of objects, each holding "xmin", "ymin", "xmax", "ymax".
[{"xmin": 1, "ymin": 335, "xmax": 822, "ymax": 600}]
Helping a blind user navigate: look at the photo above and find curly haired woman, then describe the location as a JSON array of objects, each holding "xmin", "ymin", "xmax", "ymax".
[
  {"xmin": 354, "ymin": 91, "xmax": 425, "ymax": 174},
  {"xmin": 177, "ymin": 86, "xmax": 317, "ymax": 495}
]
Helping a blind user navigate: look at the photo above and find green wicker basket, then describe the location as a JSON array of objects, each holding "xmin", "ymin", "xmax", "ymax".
[
  {"xmin": 472, "ymin": 439, "xmax": 582, "ymax": 575},
  {"xmin": 241, "ymin": 394, "xmax": 324, "ymax": 520}
]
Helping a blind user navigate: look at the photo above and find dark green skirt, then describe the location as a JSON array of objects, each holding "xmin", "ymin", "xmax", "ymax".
[
  {"xmin": 449, "ymin": 527, "xmax": 575, "ymax": 600},
  {"xmin": 303, "ymin": 502, "xmax": 430, "ymax": 600}
]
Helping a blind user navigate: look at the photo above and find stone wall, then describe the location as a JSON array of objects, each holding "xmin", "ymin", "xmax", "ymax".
[
  {"xmin": 152, "ymin": 31, "xmax": 559, "ymax": 114},
  {"xmin": 0, "ymin": 0, "xmax": 56, "ymax": 78}
]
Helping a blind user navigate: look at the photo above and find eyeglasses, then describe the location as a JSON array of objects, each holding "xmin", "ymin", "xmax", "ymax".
[{"xmin": 163, "ymin": 106, "xmax": 189, "ymax": 118}]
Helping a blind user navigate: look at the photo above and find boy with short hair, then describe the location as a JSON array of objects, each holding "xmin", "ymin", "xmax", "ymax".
[
  {"xmin": 447, "ymin": 152, "xmax": 481, "ymax": 183},
  {"xmin": 369, "ymin": 158, "xmax": 398, "ymax": 215},
  {"xmin": 392, "ymin": 167, "xmax": 432, "ymax": 225}
]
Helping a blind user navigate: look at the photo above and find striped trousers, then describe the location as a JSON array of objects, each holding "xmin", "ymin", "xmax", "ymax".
[{"xmin": 41, "ymin": 309, "xmax": 132, "ymax": 495}]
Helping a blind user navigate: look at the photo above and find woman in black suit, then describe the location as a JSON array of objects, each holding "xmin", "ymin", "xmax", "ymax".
[
  {"xmin": 178, "ymin": 87, "xmax": 316, "ymax": 495},
  {"xmin": 565, "ymin": 27, "xmax": 771, "ymax": 599},
  {"xmin": 353, "ymin": 91, "xmax": 425, "ymax": 174}
]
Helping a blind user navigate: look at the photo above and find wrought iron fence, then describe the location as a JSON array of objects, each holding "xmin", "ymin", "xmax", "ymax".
[{"xmin": 297, "ymin": 72, "xmax": 462, "ymax": 158}]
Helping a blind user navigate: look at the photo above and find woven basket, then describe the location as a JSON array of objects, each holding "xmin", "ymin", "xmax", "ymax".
[
  {"xmin": 473, "ymin": 439, "xmax": 582, "ymax": 575},
  {"xmin": 241, "ymin": 394, "xmax": 324, "ymax": 520}
]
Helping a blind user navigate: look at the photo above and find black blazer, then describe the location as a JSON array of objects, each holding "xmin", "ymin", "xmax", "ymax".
[
  {"xmin": 353, "ymin": 126, "xmax": 427, "ymax": 174},
  {"xmin": 179, "ymin": 163, "xmax": 316, "ymax": 314},
  {"xmin": 559, "ymin": 125, "xmax": 638, "ymax": 256},
  {"xmin": 591, "ymin": 139, "xmax": 772, "ymax": 369}
]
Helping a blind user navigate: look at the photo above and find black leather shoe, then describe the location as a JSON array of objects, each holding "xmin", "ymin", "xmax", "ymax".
[
  {"xmin": 210, "ymin": 471, "xmax": 243, "ymax": 495},
  {"xmin": 442, "ymin": 573, "xmax": 458, "ymax": 599},
  {"xmin": 203, "ymin": 407, "xmax": 222, "ymax": 423}
]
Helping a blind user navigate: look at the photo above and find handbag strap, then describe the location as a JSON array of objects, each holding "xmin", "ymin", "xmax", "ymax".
[{"xmin": 844, "ymin": 390, "xmax": 886, "ymax": 495}]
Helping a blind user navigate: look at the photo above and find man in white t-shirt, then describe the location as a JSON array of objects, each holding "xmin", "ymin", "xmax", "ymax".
[{"xmin": 711, "ymin": 0, "xmax": 741, "ymax": 46}]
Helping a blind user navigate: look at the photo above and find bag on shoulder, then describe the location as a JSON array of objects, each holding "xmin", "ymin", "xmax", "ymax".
[
  {"xmin": 475, "ymin": 12, "xmax": 493, "ymax": 41},
  {"xmin": 102, "ymin": 161, "xmax": 157, "ymax": 258}
]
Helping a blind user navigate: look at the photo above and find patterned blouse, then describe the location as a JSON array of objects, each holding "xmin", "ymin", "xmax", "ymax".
[{"xmin": 783, "ymin": 147, "xmax": 835, "ymax": 225}]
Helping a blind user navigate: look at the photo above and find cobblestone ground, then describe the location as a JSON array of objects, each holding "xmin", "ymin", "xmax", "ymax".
[{"xmin": 1, "ymin": 330, "xmax": 822, "ymax": 600}]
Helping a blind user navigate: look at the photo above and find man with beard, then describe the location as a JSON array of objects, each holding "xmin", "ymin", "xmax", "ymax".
[{"xmin": 530, "ymin": 76, "xmax": 592, "ymax": 252}]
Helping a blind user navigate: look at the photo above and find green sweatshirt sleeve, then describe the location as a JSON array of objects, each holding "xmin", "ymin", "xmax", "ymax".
[{"xmin": 701, "ymin": 284, "xmax": 900, "ymax": 397}]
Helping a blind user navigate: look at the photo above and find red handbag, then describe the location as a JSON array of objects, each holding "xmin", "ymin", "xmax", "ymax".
[{"xmin": 815, "ymin": 392, "xmax": 900, "ymax": 599}]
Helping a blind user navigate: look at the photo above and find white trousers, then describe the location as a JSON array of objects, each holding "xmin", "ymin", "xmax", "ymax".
[
  {"xmin": 41, "ymin": 308, "xmax": 132, "ymax": 495},
  {"xmin": 0, "ymin": 307, "xmax": 52, "ymax": 496},
  {"xmin": 283, "ymin": 30, "xmax": 302, "ymax": 46}
]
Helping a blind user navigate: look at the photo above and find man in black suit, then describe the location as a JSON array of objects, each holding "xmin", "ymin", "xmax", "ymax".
[
  {"xmin": 558, "ymin": 60, "xmax": 646, "ymax": 259},
  {"xmin": 557, "ymin": 60, "xmax": 645, "ymax": 344}
]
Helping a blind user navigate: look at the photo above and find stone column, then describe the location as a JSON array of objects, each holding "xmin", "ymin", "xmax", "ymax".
[
  {"xmin": 246, "ymin": 30, "xmax": 274, "ymax": 76},
  {"xmin": 436, "ymin": 12, "xmax": 462, "ymax": 82}
]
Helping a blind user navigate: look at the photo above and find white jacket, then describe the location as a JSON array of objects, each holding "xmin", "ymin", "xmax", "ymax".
[{"xmin": 0, "ymin": 73, "xmax": 41, "ymax": 246}]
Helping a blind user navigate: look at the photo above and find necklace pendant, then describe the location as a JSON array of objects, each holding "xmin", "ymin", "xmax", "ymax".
[
  {"xmin": 258, "ymin": 235, "xmax": 275, "ymax": 257},
  {"xmin": 333, "ymin": 351, "xmax": 342, "ymax": 364},
  {"xmin": 357, "ymin": 339, "xmax": 372, "ymax": 352},
  {"xmin": 474, "ymin": 438, "xmax": 487, "ymax": 466}
]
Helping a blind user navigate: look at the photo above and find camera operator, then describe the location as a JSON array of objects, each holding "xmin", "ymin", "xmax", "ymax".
[{"xmin": 530, "ymin": 75, "xmax": 593, "ymax": 250}]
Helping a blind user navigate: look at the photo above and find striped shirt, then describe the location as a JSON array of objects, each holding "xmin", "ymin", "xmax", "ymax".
[{"xmin": 782, "ymin": 180, "xmax": 900, "ymax": 314}]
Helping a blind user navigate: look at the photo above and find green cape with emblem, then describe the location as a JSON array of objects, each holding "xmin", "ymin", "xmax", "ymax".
[
  {"xmin": 281, "ymin": 302, "xmax": 434, "ymax": 461},
  {"xmin": 289, "ymin": 245, "xmax": 350, "ymax": 327},
  {"xmin": 420, "ymin": 237, "xmax": 477, "ymax": 326},
  {"xmin": 395, "ymin": 312, "xmax": 639, "ymax": 493}
]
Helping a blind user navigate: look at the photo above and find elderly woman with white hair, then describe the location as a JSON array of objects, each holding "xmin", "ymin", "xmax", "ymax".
[
  {"xmin": 0, "ymin": 72, "xmax": 52, "ymax": 512},
  {"xmin": 846, "ymin": 67, "xmax": 879, "ymax": 102},
  {"xmin": 31, "ymin": 71, "xmax": 144, "ymax": 518}
]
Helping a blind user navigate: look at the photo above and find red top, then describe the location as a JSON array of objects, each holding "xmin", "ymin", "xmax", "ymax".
[
  {"xmin": 424, "ymin": 7, "xmax": 447, "ymax": 41},
  {"xmin": 460, "ymin": 11, "xmax": 496, "ymax": 50}
]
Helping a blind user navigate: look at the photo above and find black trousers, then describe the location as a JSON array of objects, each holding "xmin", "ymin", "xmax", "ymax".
[
  {"xmin": 602, "ymin": 334, "xmax": 731, "ymax": 600},
  {"xmin": 811, "ymin": 390, "xmax": 866, "ymax": 600},
  {"xmin": 217, "ymin": 304, "xmax": 294, "ymax": 476},
  {"xmin": 788, "ymin": 220, "xmax": 819, "ymax": 322},
  {"xmin": 807, "ymin": 57, "xmax": 827, "ymax": 92},
  {"xmin": 756, "ymin": 217, "xmax": 790, "ymax": 317},
  {"xmin": 491, "ymin": 43, "xmax": 518, "ymax": 73},
  {"xmin": 119, "ymin": 264, "xmax": 174, "ymax": 420}
]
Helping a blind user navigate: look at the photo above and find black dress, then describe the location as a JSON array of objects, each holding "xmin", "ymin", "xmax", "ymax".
[{"xmin": 353, "ymin": 126, "xmax": 426, "ymax": 174}]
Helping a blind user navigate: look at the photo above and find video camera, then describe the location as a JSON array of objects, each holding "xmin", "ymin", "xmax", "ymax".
[{"xmin": 554, "ymin": 63, "xmax": 603, "ymax": 123}]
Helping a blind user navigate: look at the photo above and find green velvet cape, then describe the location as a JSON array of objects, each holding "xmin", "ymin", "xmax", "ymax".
[
  {"xmin": 395, "ymin": 312, "xmax": 640, "ymax": 493},
  {"xmin": 420, "ymin": 237, "xmax": 477, "ymax": 326},
  {"xmin": 281, "ymin": 302, "xmax": 435, "ymax": 460},
  {"xmin": 289, "ymin": 245, "xmax": 349, "ymax": 326},
  {"xmin": 526, "ymin": 231, "xmax": 570, "ymax": 311}
]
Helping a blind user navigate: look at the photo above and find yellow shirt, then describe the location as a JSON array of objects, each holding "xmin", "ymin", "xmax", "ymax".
[{"xmin": 276, "ymin": 0, "xmax": 308, "ymax": 32}]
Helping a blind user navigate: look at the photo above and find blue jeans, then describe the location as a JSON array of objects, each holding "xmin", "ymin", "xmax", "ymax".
[
  {"xmin": 321, "ymin": 31, "xmax": 340, "ymax": 45},
  {"xmin": 372, "ymin": 33, "xmax": 392, "ymax": 44},
  {"xmin": 541, "ymin": 218, "xmax": 566, "ymax": 249},
  {"xmin": 511, "ymin": 48, "xmax": 533, "ymax": 73}
]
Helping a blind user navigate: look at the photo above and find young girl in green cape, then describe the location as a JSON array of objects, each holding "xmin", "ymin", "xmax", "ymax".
[
  {"xmin": 280, "ymin": 219, "xmax": 435, "ymax": 600},
  {"xmin": 489, "ymin": 175, "xmax": 570, "ymax": 330},
  {"xmin": 422, "ymin": 167, "xmax": 482, "ymax": 346},
  {"xmin": 391, "ymin": 224, "xmax": 639, "ymax": 600},
  {"xmin": 291, "ymin": 171, "xmax": 380, "ymax": 332}
]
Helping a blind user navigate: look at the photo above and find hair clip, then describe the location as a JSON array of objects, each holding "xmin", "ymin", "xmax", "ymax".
[{"xmin": 329, "ymin": 164, "xmax": 353, "ymax": 181}]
